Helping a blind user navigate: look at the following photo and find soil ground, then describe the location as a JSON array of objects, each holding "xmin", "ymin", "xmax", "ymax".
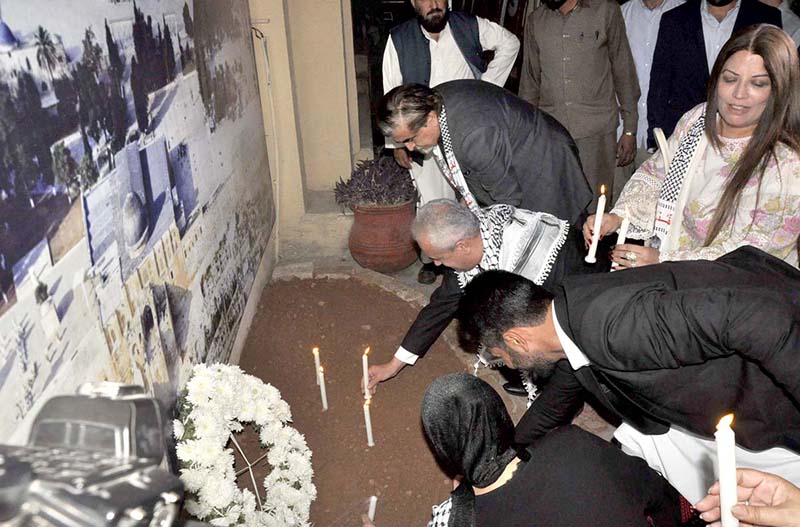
[{"xmin": 238, "ymin": 277, "xmax": 468, "ymax": 526}]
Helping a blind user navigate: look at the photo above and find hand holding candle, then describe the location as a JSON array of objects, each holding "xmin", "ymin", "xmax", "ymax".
[
  {"xmin": 715, "ymin": 414, "xmax": 739, "ymax": 527},
  {"xmin": 312, "ymin": 347, "xmax": 321, "ymax": 385},
  {"xmin": 318, "ymin": 366, "xmax": 328, "ymax": 412},
  {"xmin": 585, "ymin": 185, "xmax": 607, "ymax": 264},
  {"xmin": 611, "ymin": 207, "xmax": 630, "ymax": 271},
  {"xmin": 362, "ymin": 347, "xmax": 371, "ymax": 400}
]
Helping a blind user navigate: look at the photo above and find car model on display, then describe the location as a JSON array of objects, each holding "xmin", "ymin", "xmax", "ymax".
[{"xmin": 0, "ymin": 383, "xmax": 183, "ymax": 526}]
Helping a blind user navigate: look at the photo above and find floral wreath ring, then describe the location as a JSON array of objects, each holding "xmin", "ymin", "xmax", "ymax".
[{"xmin": 174, "ymin": 364, "xmax": 316, "ymax": 526}]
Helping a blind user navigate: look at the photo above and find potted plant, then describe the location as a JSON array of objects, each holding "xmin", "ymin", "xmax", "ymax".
[{"xmin": 335, "ymin": 156, "xmax": 418, "ymax": 272}]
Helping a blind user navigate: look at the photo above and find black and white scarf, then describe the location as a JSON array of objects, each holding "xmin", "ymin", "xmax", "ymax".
[
  {"xmin": 652, "ymin": 115, "xmax": 705, "ymax": 247},
  {"xmin": 433, "ymin": 105, "xmax": 482, "ymax": 215},
  {"xmin": 455, "ymin": 204, "xmax": 514, "ymax": 289}
]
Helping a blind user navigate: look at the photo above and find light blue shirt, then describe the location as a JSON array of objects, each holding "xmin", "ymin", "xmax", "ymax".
[
  {"xmin": 621, "ymin": 0, "xmax": 685, "ymax": 148},
  {"xmin": 701, "ymin": 0, "xmax": 741, "ymax": 72}
]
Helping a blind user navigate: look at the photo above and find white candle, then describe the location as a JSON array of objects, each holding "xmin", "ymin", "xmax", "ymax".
[
  {"xmin": 318, "ymin": 366, "xmax": 328, "ymax": 412},
  {"xmin": 312, "ymin": 347, "xmax": 321, "ymax": 385},
  {"xmin": 362, "ymin": 347, "xmax": 371, "ymax": 400},
  {"xmin": 715, "ymin": 414, "xmax": 739, "ymax": 527},
  {"xmin": 611, "ymin": 207, "xmax": 630, "ymax": 271},
  {"xmin": 364, "ymin": 399, "xmax": 375, "ymax": 447},
  {"xmin": 585, "ymin": 185, "xmax": 607, "ymax": 264},
  {"xmin": 367, "ymin": 495, "xmax": 378, "ymax": 521}
]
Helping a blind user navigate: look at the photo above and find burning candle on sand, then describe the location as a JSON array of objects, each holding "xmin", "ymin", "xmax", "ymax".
[
  {"xmin": 312, "ymin": 347, "xmax": 321, "ymax": 385},
  {"xmin": 318, "ymin": 366, "xmax": 328, "ymax": 412},
  {"xmin": 364, "ymin": 398, "xmax": 375, "ymax": 447}
]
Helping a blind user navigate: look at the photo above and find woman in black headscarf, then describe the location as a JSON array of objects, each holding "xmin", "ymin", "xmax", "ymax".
[{"xmin": 418, "ymin": 373, "xmax": 682, "ymax": 527}]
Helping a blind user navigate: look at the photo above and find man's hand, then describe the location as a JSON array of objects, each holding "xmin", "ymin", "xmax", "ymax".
[
  {"xmin": 582, "ymin": 213, "xmax": 623, "ymax": 249},
  {"xmin": 616, "ymin": 134, "xmax": 636, "ymax": 167},
  {"xmin": 695, "ymin": 468, "xmax": 800, "ymax": 527},
  {"xmin": 393, "ymin": 148, "xmax": 412, "ymax": 169},
  {"xmin": 610, "ymin": 243, "xmax": 660, "ymax": 269},
  {"xmin": 363, "ymin": 357, "xmax": 406, "ymax": 395}
]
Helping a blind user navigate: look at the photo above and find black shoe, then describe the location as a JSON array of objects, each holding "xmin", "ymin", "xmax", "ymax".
[
  {"xmin": 417, "ymin": 262, "xmax": 438, "ymax": 284},
  {"xmin": 502, "ymin": 381, "xmax": 528, "ymax": 397}
]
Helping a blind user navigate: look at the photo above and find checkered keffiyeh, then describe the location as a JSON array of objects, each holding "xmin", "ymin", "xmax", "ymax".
[
  {"xmin": 455, "ymin": 204, "xmax": 514, "ymax": 289},
  {"xmin": 653, "ymin": 116, "xmax": 705, "ymax": 245},
  {"xmin": 433, "ymin": 105, "xmax": 481, "ymax": 215},
  {"xmin": 427, "ymin": 497, "xmax": 452, "ymax": 527}
]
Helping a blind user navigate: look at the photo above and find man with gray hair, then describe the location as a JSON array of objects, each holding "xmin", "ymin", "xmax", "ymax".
[
  {"xmin": 378, "ymin": 80, "xmax": 593, "ymax": 226},
  {"xmin": 365, "ymin": 199, "xmax": 606, "ymax": 394}
]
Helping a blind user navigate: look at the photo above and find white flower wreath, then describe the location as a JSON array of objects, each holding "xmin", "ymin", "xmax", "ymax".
[{"xmin": 174, "ymin": 364, "xmax": 317, "ymax": 526}]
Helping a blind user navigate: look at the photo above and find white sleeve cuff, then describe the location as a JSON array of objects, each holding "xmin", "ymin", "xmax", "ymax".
[{"xmin": 395, "ymin": 347, "xmax": 419, "ymax": 365}]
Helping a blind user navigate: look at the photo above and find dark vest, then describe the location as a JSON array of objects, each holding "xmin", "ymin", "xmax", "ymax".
[{"xmin": 390, "ymin": 12, "xmax": 487, "ymax": 86}]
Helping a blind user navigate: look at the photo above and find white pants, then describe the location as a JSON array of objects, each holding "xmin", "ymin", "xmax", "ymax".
[
  {"xmin": 410, "ymin": 154, "xmax": 456, "ymax": 206},
  {"xmin": 614, "ymin": 422, "xmax": 800, "ymax": 503}
]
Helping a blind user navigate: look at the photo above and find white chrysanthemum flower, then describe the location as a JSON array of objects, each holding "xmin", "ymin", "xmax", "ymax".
[{"xmin": 176, "ymin": 364, "xmax": 315, "ymax": 526}]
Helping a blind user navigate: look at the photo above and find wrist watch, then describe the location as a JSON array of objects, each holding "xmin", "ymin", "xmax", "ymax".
[{"xmin": 623, "ymin": 131, "xmax": 634, "ymax": 137}]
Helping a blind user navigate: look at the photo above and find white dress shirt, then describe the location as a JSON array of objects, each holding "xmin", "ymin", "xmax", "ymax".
[
  {"xmin": 620, "ymin": 0, "xmax": 685, "ymax": 148},
  {"xmin": 382, "ymin": 17, "xmax": 520, "ymax": 92},
  {"xmin": 701, "ymin": 0, "xmax": 741, "ymax": 72},
  {"xmin": 552, "ymin": 303, "xmax": 800, "ymax": 503},
  {"xmin": 778, "ymin": 0, "xmax": 800, "ymax": 46}
]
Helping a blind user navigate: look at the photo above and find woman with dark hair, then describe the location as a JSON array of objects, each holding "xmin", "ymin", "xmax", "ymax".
[
  {"xmin": 582, "ymin": 24, "xmax": 800, "ymax": 268},
  {"xmin": 373, "ymin": 373, "xmax": 682, "ymax": 527}
]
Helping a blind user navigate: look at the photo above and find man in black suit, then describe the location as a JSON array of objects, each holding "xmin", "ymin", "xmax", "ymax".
[
  {"xmin": 647, "ymin": 0, "xmax": 781, "ymax": 145},
  {"xmin": 377, "ymin": 80, "xmax": 593, "ymax": 226},
  {"xmin": 457, "ymin": 246, "xmax": 800, "ymax": 502}
]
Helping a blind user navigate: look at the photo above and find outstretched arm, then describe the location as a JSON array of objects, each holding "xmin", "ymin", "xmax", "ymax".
[{"xmin": 367, "ymin": 271, "xmax": 463, "ymax": 393}]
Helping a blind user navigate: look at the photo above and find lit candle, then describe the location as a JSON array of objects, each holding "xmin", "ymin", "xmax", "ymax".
[
  {"xmin": 318, "ymin": 366, "xmax": 328, "ymax": 412},
  {"xmin": 362, "ymin": 347, "xmax": 371, "ymax": 400},
  {"xmin": 367, "ymin": 495, "xmax": 378, "ymax": 521},
  {"xmin": 585, "ymin": 185, "xmax": 607, "ymax": 264},
  {"xmin": 363, "ymin": 399, "xmax": 375, "ymax": 447},
  {"xmin": 312, "ymin": 347, "xmax": 321, "ymax": 385},
  {"xmin": 715, "ymin": 414, "xmax": 738, "ymax": 527},
  {"xmin": 611, "ymin": 207, "xmax": 630, "ymax": 271}
]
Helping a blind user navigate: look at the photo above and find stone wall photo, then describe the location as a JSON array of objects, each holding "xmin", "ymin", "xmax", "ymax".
[{"xmin": 0, "ymin": 0, "xmax": 274, "ymax": 443}]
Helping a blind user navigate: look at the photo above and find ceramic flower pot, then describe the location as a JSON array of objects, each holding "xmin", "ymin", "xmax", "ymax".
[{"xmin": 349, "ymin": 200, "xmax": 417, "ymax": 273}]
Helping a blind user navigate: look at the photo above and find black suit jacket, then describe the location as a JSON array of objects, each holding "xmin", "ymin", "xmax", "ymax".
[
  {"xmin": 436, "ymin": 80, "xmax": 593, "ymax": 226},
  {"xmin": 516, "ymin": 246, "xmax": 800, "ymax": 454},
  {"xmin": 647, "ymin": 0, "xmax": 781, "ymax": 146}
]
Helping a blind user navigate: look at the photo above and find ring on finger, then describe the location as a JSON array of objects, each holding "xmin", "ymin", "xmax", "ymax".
[{"xmin": 626, "ymin": 251, "xmax": 638, "ymax": 263}]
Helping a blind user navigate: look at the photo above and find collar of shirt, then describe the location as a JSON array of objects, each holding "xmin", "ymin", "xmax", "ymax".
[
  {"xmin": 700, "ymin": 0, "xmax": 741, "ymax": 26},
  {"xmin": 551, "ymin": 302, "xmax": 590, "ymax": 370}
]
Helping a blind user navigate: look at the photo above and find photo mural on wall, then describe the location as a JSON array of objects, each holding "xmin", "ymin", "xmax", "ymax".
[{"xmin": 0, "ymin": 0, "xmax": 274, "ymax": 443}]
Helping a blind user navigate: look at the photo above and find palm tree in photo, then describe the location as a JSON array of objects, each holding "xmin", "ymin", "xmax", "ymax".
[{"xmin": 34, "ymin": 26, "xmax": 58, "ymax": 82}]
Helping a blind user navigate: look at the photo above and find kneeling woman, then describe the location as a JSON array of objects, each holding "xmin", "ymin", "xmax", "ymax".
[{"xmin": 420, "ymin": 373, "xmax": 681, "ymax": 527}]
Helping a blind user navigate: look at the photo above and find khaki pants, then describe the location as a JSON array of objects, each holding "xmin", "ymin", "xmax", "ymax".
[{"xmin": 575, "ymin": 132, "xmax": 617, "ymax": 208}]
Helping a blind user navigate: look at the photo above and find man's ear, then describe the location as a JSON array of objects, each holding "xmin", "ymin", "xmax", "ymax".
[
  {"xmin": 454, "ymin": 239, "xmax": 470, "ymax": 253},
  {"xmin": 502, "ymin": 328, "xmax": 526, "ymax": 354}
]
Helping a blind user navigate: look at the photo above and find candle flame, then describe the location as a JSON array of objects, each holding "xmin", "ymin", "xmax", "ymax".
[
  {"xmin": 600, "ymin": 184, "xmax": 606, "ymax": 195},
  {"xmin": 312, "ymin": 347, "xmax": 319, "ymax": 355},
  {"xmin": 319, "ymin": 366, "xmax": 324, "ymax": 374},
  {"xmin": 365, "ymin": 398, "xmax": 371, "ymax": 408},
  {"xmin": 364, "ymin": 346, "xmax": 370, "ymax": 357},
  {"xmin": 717, "ymin": 413, "xmax": 734, "ymax": 429}
]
